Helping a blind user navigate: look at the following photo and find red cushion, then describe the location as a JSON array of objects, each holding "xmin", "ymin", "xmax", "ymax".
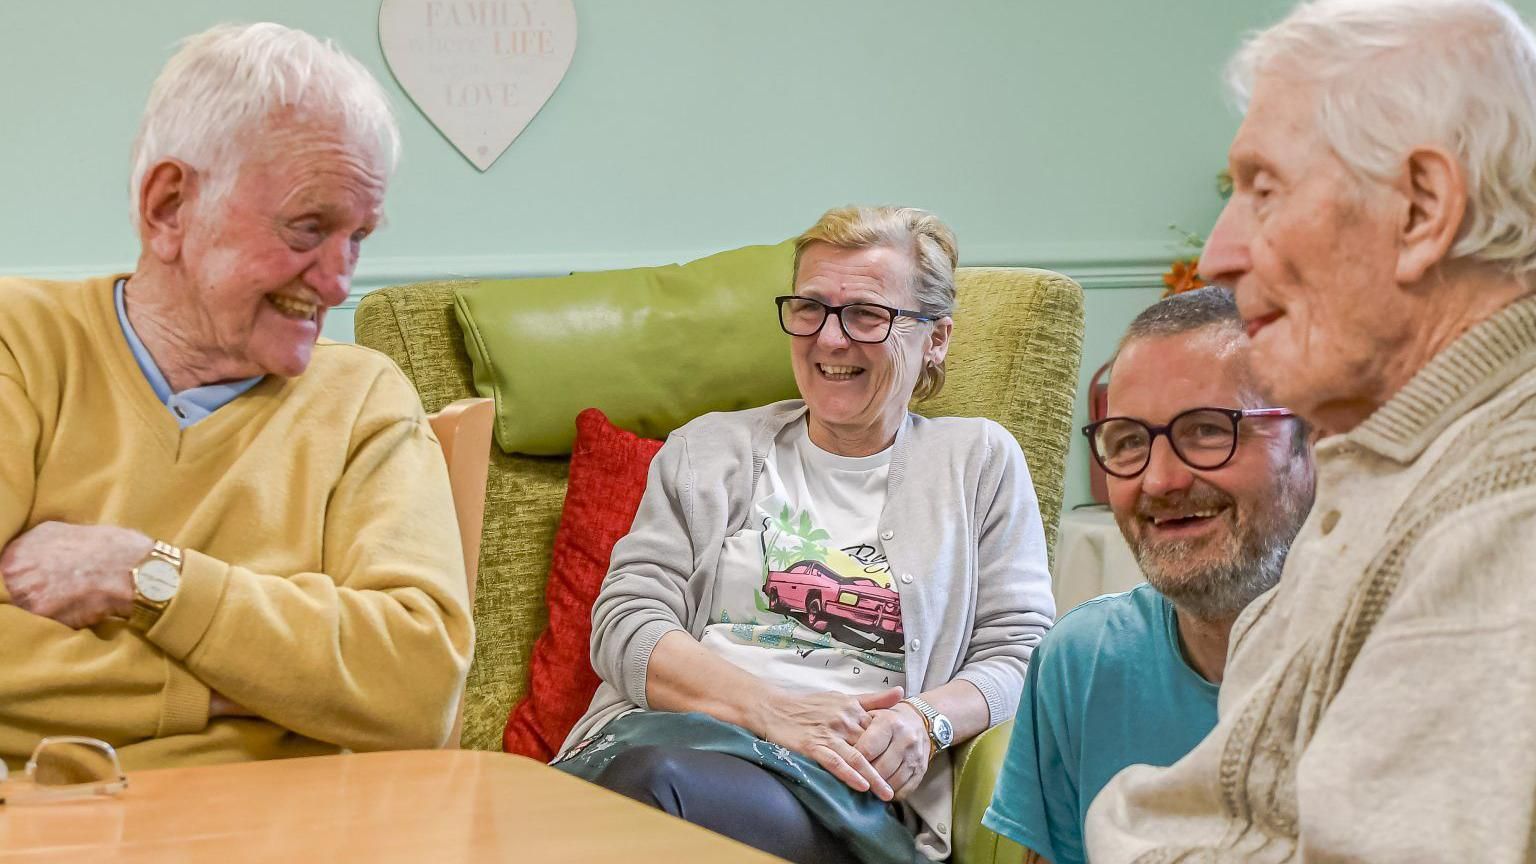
[{"xmin": 503, "ymin": 408, "xmax": 664, "ymax": 760}]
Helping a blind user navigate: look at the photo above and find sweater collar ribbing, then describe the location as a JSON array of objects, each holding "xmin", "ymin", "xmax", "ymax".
[{"xmin": 1351, "ymin": 293, "xmax": 1536, "ymax": 463}]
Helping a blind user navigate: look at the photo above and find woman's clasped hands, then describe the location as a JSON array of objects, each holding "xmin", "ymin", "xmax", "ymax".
[{"xmin": 754, "ymin": 686, "xmax": 933, "ymax": 802}]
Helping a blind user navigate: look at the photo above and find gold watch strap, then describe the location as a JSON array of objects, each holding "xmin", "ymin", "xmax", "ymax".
[
  {"xmin": 128, "ymin": 541, "xmax": 183, "ymax": 631},
  {"xmin": 128, "ymin": 602, "xmax": 165, "ymax": 632},
  {"xmin": 146, "ymin": 538, "xmax": 181, "ymax": 565},
  {"xmin": 149, "ymin": 540, "xmax": 182, "ymax": 567}
]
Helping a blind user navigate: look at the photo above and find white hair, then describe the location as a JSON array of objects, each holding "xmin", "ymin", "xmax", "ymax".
[
  {"xmin": 129, "ymin": 22, "xmax": 401, "ymax": 228},
  {"xmin": 1228, "ymin": 0, "xmax": 1536, "ymax": 276}
]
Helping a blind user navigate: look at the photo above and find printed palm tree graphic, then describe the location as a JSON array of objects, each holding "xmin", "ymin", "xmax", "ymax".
[
  {"xmin": 764, "ymin": 505, "xmax": 830, "ymax": 570},
  {"xmin": 759, "ymin": 505, "xmax": 831, "ymax": 615}
]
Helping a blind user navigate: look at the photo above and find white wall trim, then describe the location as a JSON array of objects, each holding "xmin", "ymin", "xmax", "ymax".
[{"xmin": 13, "ymin": 253, "xmax": 1172, "ymax": 311}]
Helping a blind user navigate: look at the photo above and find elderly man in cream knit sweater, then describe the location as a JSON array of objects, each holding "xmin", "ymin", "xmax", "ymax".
[{"xmin": 1086, "ymin": 0, "xmax": 1536, "ymax": 860}]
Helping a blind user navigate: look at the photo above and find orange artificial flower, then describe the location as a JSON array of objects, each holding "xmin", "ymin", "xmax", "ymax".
[{"xmin": 1161, "ymin": 257, "xmax": 1207, "ymax": 296}]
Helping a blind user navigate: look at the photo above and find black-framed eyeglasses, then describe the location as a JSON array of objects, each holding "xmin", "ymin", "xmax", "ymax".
[
  {"xmin": 774, "ymin": 295, "xmax": 936, "ymax": 345},
  {"xmin": 1082, "ymin": 406, "xmax": 1296, "ymax": 479}
]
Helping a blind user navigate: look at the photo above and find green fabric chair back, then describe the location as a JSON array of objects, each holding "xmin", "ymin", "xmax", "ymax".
[{"xmin": 355, "ymin": 266, "xmax": 1084, "ymax": 754}]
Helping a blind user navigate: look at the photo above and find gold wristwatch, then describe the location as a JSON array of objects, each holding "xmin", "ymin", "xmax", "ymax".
[{"xmin": 129, "ymin": 540, "xmax": 183, "ymax": 631}]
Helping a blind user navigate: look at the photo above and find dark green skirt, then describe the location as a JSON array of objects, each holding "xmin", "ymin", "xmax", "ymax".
[{"xmin": 555, "ymin": 710, "xmax": 924, "ymax": 864}]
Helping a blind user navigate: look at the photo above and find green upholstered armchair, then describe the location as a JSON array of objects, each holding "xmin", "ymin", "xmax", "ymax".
[{"xmin": 355, "ymin": 265, "xmax": 1082, "ymax": 864}]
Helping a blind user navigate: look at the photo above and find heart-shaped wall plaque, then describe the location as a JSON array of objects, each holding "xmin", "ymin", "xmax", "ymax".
[{"xmin": 379, "ymin": 0, "xmax": 577, "ymax": 171}]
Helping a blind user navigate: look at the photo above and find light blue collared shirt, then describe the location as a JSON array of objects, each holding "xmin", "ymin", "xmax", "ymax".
[{"xmin": 114, "ymin": 278, "xmax": 264, "ymax": 428}]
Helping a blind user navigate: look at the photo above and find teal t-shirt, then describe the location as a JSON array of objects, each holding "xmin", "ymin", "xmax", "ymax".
[{"xmin": 981, "ymin": 584, "xmax": 1219, "ymax": 864}]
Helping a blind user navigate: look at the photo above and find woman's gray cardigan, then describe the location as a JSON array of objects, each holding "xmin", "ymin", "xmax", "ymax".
[{"xmin": 561, "ymin": 401, "xmax": 1055, "ymax": 859}]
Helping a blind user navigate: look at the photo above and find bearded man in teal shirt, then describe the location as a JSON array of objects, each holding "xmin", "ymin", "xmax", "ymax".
[{"xmin": 983, "ymin": 288, "xmax": 1316, "ymax": 864}]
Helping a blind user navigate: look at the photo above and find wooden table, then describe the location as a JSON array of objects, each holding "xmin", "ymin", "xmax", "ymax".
[{"xmin": 0, "ymin": 750, "xmax": 788, "ymax": 862}]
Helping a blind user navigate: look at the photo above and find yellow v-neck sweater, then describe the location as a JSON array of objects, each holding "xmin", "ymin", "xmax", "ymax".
[{"xmin": 0, "ymin": 275, "xmax": 472, "ymax": 770}]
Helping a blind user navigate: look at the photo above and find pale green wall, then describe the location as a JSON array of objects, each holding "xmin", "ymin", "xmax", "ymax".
[{"xmin": 0, "ymin": 0, "xmax": 1394, "ymax": 511}]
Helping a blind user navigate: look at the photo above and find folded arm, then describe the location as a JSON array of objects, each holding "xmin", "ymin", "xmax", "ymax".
[
  {"xmin": 147, "ymin": 415, "xmax": 474, "ymax": 752},
  {"xmin": 1, "ymin": 363, "xmax": 210, "ymax": 745}
]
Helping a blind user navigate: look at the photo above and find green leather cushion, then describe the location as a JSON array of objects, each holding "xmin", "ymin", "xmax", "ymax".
[{"xmin": 455, "ymin": 240, "xmax": 802, "ymax": 455}]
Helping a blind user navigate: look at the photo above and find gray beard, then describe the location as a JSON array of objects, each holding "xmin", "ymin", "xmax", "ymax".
[
  {"xmin": 1130, "ymin": 475, "xmax": 1312, "ymax": 623},
  {"xmin": 1118, "ymin": 445, "xmax": 1320, "ymax": 621},
  {"xmin": 1135, "ymin": 524, "xmax": 1291, "ymax": 621}
]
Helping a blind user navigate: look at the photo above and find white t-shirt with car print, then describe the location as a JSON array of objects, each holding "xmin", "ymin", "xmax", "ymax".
[{"xmin": 701, "ymin": 417, "xmax": 907, "ymax": 695}]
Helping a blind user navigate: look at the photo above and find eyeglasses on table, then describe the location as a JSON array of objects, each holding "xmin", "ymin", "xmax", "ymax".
[{"xmin": 0, "ymin": 736, "xmax": 127, "ymax": 805}]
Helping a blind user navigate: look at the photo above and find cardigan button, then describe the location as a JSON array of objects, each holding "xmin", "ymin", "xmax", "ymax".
[
  {"xmin": 910, "ymin": 638, "xmax": 922, "ymax": 651},
  {"xmin": 1320, "ymin": 510, "xmax": 1341, "ymax": 535},
  {"xmin": 881, "ymin": 529, "xmax": 894, "ymax": 541},
  {"xmin": 900, "ymin": 573, "xmax": 914, "ymax": 584}
]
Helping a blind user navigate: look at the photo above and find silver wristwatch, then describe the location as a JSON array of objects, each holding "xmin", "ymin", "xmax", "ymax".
[{"xmin": 901, "ymin": 696, "xmax": 954, "ymax": 756}]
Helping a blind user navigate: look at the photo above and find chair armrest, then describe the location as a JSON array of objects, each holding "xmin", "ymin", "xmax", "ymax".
[
  {"xmin": 428, "ymin": 397, "xmax": 495, "ymax": 595},
  {"xmin": 427, "ymin": 396, "xmax": 494, "ymax": 750},
  {"xmin": 951, "ymin": 719, "xmax": 1027, "ymax": 864}
]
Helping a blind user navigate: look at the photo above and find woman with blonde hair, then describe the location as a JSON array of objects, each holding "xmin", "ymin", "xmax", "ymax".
[{"xmin": 556, "ymin": 206, "xmax": 1054, "ymax": 864}]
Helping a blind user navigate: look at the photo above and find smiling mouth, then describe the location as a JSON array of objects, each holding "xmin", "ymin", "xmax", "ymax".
[
  {"xmin": 817, "ymin": 363, "xmax": 865, "ymax": 381},
  {"xmin": 1145, "ymin": 506, "xmax": 1229, "ymax": 535},
  {"xmin": 267, "ymin": 294, "xmax": 320, "ymax": 321},
  {"xmin": 1245, "ymin": 311, "xmax": 1282, "ymax": 339}
]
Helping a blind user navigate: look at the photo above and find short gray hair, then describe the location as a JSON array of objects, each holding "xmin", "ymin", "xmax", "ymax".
[
  {"xmin": 129, "ymin": 22, "xmax": 401, "ymax": 227},
  {"xmin": 794, "ymin": 206, "xmax": 958, "ymax": 401},
  {"xmin": 1117, "ymin": 287, "xmax": 1312, "ymax": 450},
  {"xmin": 1228, "ymin": 0, "xmax": 1536, "ymax": 276},
  {"xmin": 1120, "ymin": 286, "xmax": 1244, "ymax": 351}
]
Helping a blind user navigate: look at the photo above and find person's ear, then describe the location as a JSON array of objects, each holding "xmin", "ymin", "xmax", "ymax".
[
  {"xmin": 1394, "ymin": 146, "xmax": 1466, "ymax": 284},
  {"xmin": 925, "ymin": 316, "xmax": 953, "ymax": 367},
  {"xmin": 138, "ymin": 160, "xmax": 199, "ymax": 264}
]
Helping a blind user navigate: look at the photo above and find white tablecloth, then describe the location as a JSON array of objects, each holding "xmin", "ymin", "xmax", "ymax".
[{"xmin": 1053, "ymin": 507, "xmax": 1144, "ymax": 615}]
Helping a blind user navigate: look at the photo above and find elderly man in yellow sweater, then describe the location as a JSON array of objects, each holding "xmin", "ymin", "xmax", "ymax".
[{"xmin": 0, "ymin": 23, "xmax": 472, "ymax": 770}]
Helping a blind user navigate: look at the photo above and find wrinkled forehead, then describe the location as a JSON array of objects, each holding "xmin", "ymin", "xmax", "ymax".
[
  {"xmin": 794, "ymin": 242, "xmax": 917, "ymax": 306},
  {"xmin": 1108, "ymin": 328, "xmax": 1258, "ymax": 421},
  {"xmin": 249, "ymin": 106, "xmax": 391, "ymax": 170},
  {"xmin": 221, "ymin": 113, "xmax": 390, "ymax": 212},
  {"xmin": 1229, "ymin": 68, "xmax": 1328, "ymax": 165}
]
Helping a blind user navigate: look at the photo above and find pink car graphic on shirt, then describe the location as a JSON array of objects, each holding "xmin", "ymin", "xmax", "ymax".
[{"xmin": 764, "ymin": 560, "xmax": 903, "ymax": 651}]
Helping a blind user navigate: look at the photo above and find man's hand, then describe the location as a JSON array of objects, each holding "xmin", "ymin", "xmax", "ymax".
[
  {"xmin": 1, "ymin": 521, "xmax": 151, "ymax": 628},
  {"xmin": 756, "ymin": 686, "xmax": 904, "ymax": 800},
  {"xmin": 855, "ymin": 701, "xmax": 933, "ymax": 800}
]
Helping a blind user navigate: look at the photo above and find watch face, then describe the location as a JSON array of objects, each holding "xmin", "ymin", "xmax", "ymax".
[
  {"xmin": 136, "ymin": 559, "xmax": 180, "ymax": 603},
  {"xmin": 934, "ymin": 715, "xmax": 954, "ymax": 748}
]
